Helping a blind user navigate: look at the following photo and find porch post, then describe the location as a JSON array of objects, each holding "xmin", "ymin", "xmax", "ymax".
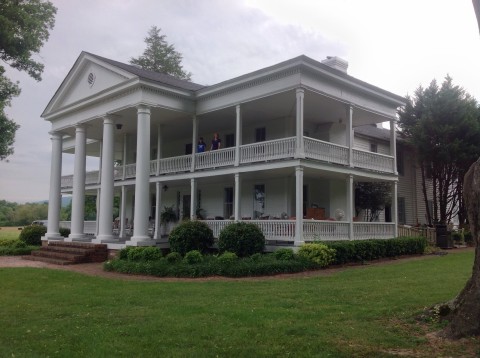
[
  {"xmin": 295, "ymin": 88, "xmax": 305, "ymax": 158},
  {"xmin": 119, "ymin": 185, "xmax": 127, "ymax": 238},
  {"xmin": 97, "ymin": 140, "xmax": 102, "ymax": 184},
  {"xmin": 295, "ymin": 166, "xmax": 304, "ymax": 245},
  {"xmin": 95, "ymin": 188, "xmax": 100, "ymax": 235},
  {"xmin": 129, "ymin": 105, "xmax": 155, "ymax": 246},
  {"xmin": 122, "ymin": 133, "xmax": 127, "ymax": 179},
  {"xmin": 191, "ymin": 116, "xmax": 198, "ymax": 172},
  {"xmin": 390, "ymin": 118, "xmax": 397, "ymax": 174},
  {"xmin": 347, "ymin": 105, "xmax": 353, "ymax": 167},
  {"xmin": 234, "ymin": 173, "xmax": 241, "ymax": 220},
  {"xmin": 347, "ymin": 175, "xmax": 354, "ymax": 240},
  {"xmin": 68, "ymin": 125, "xmax": 87, "ymax": 241},
  {"xmin": 392, "ymin": 181, "xmax": 398, "ymax": 237},
  {"xmin": 156, "ymin": 125, "xmax": 162, "ymax": 176},
  {"xmin": 190, "ymin": 178, "xmax": 197, "ymax": 219},
  {"xmin": 154, "ymin": 182, "xmax": 162, "ymax": 239},
  {"xmin": 94, "ymin": 116, "xmax": 115, "ymax": 243},
  {"xmin": 45, "ymin": 132, "xmax": 63, "ymax": 240},
  {"xmin": 235, "ymin": 104, "xmax": 242, "ymax": 166}
]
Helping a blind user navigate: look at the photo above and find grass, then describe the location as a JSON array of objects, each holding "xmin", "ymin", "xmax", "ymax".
[
  {"xmin": 0, "ymin": 251, "xmax": 477, "ymax": 357},
  {"xmin": 0, "ymin": 226, "xmax": 22, "ymax": 241}
]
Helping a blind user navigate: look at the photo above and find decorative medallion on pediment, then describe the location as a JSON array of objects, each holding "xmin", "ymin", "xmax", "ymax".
[{"xmin": 87, "ymin": 72, "xmax": 96, "ymax": 87}]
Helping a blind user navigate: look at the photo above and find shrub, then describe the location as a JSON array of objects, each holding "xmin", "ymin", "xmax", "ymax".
[
  {"xmin": 184, "ymin": 250, "xmax": 203, "ymax": 264},
  {"xmin": 274, "ymin": 248, "xmax": 295, "ymax": 261},
  {"xmin": 166, "ymin": 252, "xmax": 182, "ymax": 263},
  {"xmin": 464, "ymin": 231, "xmax": 473, "ymax": 245},
  {"xmin": 218, "ymin": 222, "xmax": 265, "ymax": 257},
  {"xmin": 250, "ymin": 253, "xmax": 262, "ymax": 261},
  {"xmin": 59, "ymin": 227, "xmax": 70, "ymax": 238},
  {"xmin": 118, "ymin": 246, "xmax": 134, "ymax": 260},
  {"xmin": 218, "ymin": 251, "xmax": 238, "ymax": 264},
  {"xmin": 19, "ymin": 225, "xmax": 47, "ymax": 246},
  {"xmin": 0, "ymin": 239, "xmax": 26, "ymax": 248},
  {"xmin": 298, "ymin": 243, "xmax": 335, "ymax": 267},
  {"xmin": 168, "ymin": 220, "xmax": 214, "ymax": 256},
  {"xmin": 124, "ymin": 246, "xmax": 163, "ymax": 262}
]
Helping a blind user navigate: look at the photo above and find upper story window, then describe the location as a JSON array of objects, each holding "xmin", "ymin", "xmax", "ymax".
[
  {"xmin": 370, "ymin": 143, "xmax": 378, "ymax": 153},
  {"xmin": 225, "ymin": 133, "xmax": 235, "ymax": 148},
  {"xmin": 255, "ymin": 127, "xmax": 266, "ymax": 142}
]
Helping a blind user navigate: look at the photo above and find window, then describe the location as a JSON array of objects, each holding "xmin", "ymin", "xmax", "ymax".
[
  {"xmin": 396, "ymin": 149, "xmax": 404, "ymax": 176},
  {"xmin": 185, "ymin": 143, "xmax": 192, "ymax": 155},
  {"xmin": 398, "ymin": 197, "xmax": 406, "ymax": 225},
  {"xmin": 255, "ymin": 127, "xmax": 266, "ymax": 142},
  {"xmin": 370, "ymin": 143, "xmax": 378, "ymax": 153},
  {"xmin": 225, "ymin": 133, "xmax": 235, "ymax": 148},
  {"xmin": 224, "ymin": 187, "xmax": 234, "ymax": 219}
]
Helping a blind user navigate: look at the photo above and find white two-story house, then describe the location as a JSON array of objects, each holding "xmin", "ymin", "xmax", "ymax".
[{"xmin": 41, "ymin": 52, "xmax": 405, "ymax": 248}]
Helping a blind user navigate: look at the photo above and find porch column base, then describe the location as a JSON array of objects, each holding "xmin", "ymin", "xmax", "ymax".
[
  {"xmin": 126, "ymin": 237, "xmax": 157, "ymax": 247},
  {"xmin": 92, "ymin": 235, "xmax": 115, "ymax": 243},
  {"xmin": 42, "ymin": 234, "xmax": 63, "ymax": 242},
  {"xmin": 294, "ymin": 240, "xmax": 305, "ymax": 247},
  {"xmin": 66, "ymin": 234, "xmax": 89, "ymax": 242}
]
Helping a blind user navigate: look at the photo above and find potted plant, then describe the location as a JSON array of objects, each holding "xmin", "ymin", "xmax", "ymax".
[{"xmin": 161, "ymin": 206, "xmax": 177, "ymax": 234}]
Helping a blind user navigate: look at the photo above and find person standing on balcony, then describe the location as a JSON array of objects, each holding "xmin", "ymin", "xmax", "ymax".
[
  {"xmin": 210, "ymin": 132, "xmax": 221, "ymax": 150},
  {"xmin": 197, "ymin": 137, "xmax": 206, "ymax": 153}
]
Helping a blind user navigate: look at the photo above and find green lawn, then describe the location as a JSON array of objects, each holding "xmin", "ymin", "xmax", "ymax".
[
  {"xmin": 0, "ymin": 251, "xmax": 477, "ymax": 357},
  {"xmin": 0, "ymin": 227, "xmax": 22, "ymax": 241}
]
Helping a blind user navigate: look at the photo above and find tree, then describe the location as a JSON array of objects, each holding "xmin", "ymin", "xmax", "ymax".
[
  {"xmin": 398, "ymin": 76, "xmax": 480, "ymax": 226},
  {"xmin": 354, "ymin": 182, "xmax": 391, "ymax": 222},
  {"xmin": 0, "ymin": 0, "xmax": 57, "ymax": 160},
  {"xmin": 130, "ymin": 26, "xmax": 192, "ymax": 81}
]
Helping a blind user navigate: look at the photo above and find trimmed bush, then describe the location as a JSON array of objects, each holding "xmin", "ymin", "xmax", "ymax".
[
  {"xmin": 250, "ymin": 253, "xmax": 262, "ymax": 261},
  {"xmin": 168, "ymin": 220, "xmax": 214, "ymax": 256},
  {"xmin": 218, "ymin": 251, "xmax": 238, "ymax": 264},
  {"xmin": 298, "ymin": 243, "xmax": 336, "ymax": 267},
  {"xmin": 218, "ymin": 222, "xmax": 265, "ymax": 257},
  {"xmin": 118, "ymin": 246, "xmax": 134, "ymax": 260},
  {"xmin": 59, "ymin": 227, "xmax": 70, "ymax": 238},
  {"xmin": 127, "ymin": 246, "xmax": 163, "ymax": 262},
  {"xmin": 166, "ymin": 252, "xmax": 182, "ymax": 263},
  {"xmin": 274, "ymin": 248, "xmax": 295, "ymax": 261},
  {"xmin": 184, "ymin": 250, "xmax": 203, "ymax": 264},
  {"xmin": 19, "ymin": 225, "xmax": 47, "ymax": 246},
  {"xmin": 0, "ymin": 239, "xmax": 26, "ymax": 248}
]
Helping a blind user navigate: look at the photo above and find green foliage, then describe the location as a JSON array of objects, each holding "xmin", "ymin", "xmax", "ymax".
[
  {"xmin": 0, "ymin": 111, "xmax": 19, "ymax": 160},
  {"xmin": 0, "ymin": 237, "xmax": 37, "ymax": 255},
  {"xmin": 59, "ymin": 227, "xmax": 70, "ymax": 238},
  {"xmin": 18, "ymin": 224, "xmax": 46, "ymax": 245},
  {"xmin": 160, "ymin": 206, "xmax": 177, "ymax": 224},
  {"xmin": 274, "ymin": 248, "xmax": 295, "ymax": 261},
  {"xmin": 60, "ymin": 195, "xmax": 98, "ymax": 221},
  {"xmin": 168, "ymin": 220, "xmax": 214, "ymax": 255},
  {"xmin": 121, "ymin": 246, "xmax": 163, "ymax": 262},
  {"xmin": 250, "ymin": 253, "xmax": 262, "ymax": 261},
  {"xmin": 165, "ymin": 251, "xmax": 182, "ymax": 263},
  {"xmin": 130, "ymin": 26, "xmax": 191, "ymax": 80},
  {"xmin": 355, "ymin": 182, "xmax": 392, "ymax": 221},
  {"xmin": 0, "ymin": 239, "xmax": 26, "ymax": 248},
  {"xmin": 0, "ymin": 200, "xmax": 48, "ymax": 226},
  {"xmin": 398, "ymin": 76, "xmax": 480, "ymax": 225},
  {"xmin": 217, "ymin": 251, "xmax": 238, "ymax": 264},
  {"xmin": 321, "ymin": 237, "xmax": 427, "ymax": 265},
  {"xmin": 298, "ymin": 243, "xmax": 336, "ymax": 267},
  {"xmin": 218, "ymin": 222, "xmax": 265, "ymax": 257},
  {"xmin": 184, "ymin": 250, "xmax": 203, "ymax": 264}
]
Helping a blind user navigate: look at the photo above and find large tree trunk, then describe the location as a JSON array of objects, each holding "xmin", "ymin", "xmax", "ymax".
[{"xmin": 441, "ymin": 157, "xmax": 480, "ymax": 338}]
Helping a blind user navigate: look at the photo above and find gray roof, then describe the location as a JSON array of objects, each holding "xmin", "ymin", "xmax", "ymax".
[
  {"xmin": 354, "ymin": 125, "xmax": 390, "ymax": 141},
  {"xmin": 87, "ymin": 52, "xmax": 205, "ymax": 91}
]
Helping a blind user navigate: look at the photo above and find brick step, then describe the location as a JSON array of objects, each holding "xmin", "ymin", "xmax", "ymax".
[
  {"xmin": 48, "ymin": 241, "xmax": 107, "ymax": 250},
  {"xmin": 22, "ymin": 255, "xmax": 75, "ymax": 266},
  {"xmin": 44, "ymin": 245, "xmax": 97, "ymax": 255},
  {"xmin": 31, "ymin": 250, "xmax": 85, "ymax": 263}
]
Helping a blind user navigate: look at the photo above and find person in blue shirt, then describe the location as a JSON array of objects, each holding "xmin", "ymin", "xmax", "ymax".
[
  {"xmin": 197, "ymin": 137, "xmax": 206, "ymax": 153},
  {"xmin": 210, "ymin": 132, "xmax": 221, "ymax": 150}
]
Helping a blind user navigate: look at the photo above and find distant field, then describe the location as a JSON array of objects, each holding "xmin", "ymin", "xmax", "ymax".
[{"xmin": 0, "ymin": 227, "xmax": 22, "ymax": 241}]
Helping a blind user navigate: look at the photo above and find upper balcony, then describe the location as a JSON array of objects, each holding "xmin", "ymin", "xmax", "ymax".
[{"xmin": 60, "ymin": 135, "xmax": 395, "ymax": 189}]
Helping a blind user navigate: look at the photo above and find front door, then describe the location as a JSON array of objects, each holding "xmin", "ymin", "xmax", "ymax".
[{"xmin": 182, "ymin": 195, "xmax": 191, "ymax": 219}]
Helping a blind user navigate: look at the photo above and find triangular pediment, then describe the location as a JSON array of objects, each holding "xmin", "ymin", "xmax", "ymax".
[{"xmin": 43, "ymin": 52, "xmax": 136, "ymax": 116}]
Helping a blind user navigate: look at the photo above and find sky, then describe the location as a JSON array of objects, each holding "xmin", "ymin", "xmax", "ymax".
[{"xmin": 0, "ymin": 0, "xmax": 479, "ymax": 203}]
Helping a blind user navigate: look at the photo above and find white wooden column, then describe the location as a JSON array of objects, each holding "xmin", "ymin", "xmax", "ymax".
[
  {"xmin": 235, "ymin": 104, "xmax": 242, "ymax": 166},
  {"xmin": 295, "ymin": 88, "xmax": 305, "ymax": 158},
  {"xmin": 392, "ymin": 181, "xmax": 398, "ymax": 237},
  {"xmin": 45, "ymin": 132, "xmax": 63, "ymax": 240},
  {"xmin": 93, "ymin": 116, "xmax": 115, "ymax": 243},
  {"xmin": 97, "ymin": 141, "xmax": 102, "ymax": 184},
  {"xmin": 390, "ymin": 118, "xmax": 397, "ymax": 174},
  {"xmin": 347, "ymin": 175, "xmax": 354, "ymax": 240},
  {"xmin": 129, "ymin": 105, "xmax": 155, "ymax": 246},
  {"xmin": 95, "ymin": 188, "xmax": 100, "ymax": 235},
  {"xmin": 234, "ymin": 173, "xmax": 241, "ymax": 220},
  {"xmin": 122, "ymin": 134, "xmax": 127, "ymax": 180},
  {"xmin": 190, "ymin": 178, "xmax": 197, "ymax": 219},
  {"xmin": 68, "ymin": 125, "xmax": 88, "ymax": 241},
  {"xmin": 294, "ymin": 166, "xmax": 304, "ymax": 245},
  {"xmin": 119, "ymin": 185, "xmax": 127, "ymax": 238},
  {"xmin": 156, "ymin": 125, "xmax": 162, "ymax": 176},
  {"xmin": 347, "ymin": 105, "xmax": 353, "ymax": 167},
  {"xmin": 191, "ymin": 116, "xmax": 198, "ymax": 172},
  {"xmin": 154, "ymin": 182, "xmax": 162, "ymax": 239}
]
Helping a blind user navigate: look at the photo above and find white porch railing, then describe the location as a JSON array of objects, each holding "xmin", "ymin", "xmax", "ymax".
[
  {"xmin": 59, "ymin": 221, "xmax": 96, "ymax": 234},
  {"xmin": 196, "ymin": 147, "xmax": 235, "ymax": 169},
  {"xmin": 251, "ymin": 220, "xmax": 296, "ymax": 241},
  {"xmin": 304, "ymin": 137, "xmax": 349, "ymax": 165},
  {"xmin": 203, "ymin": 220, "xmax": 234, "ymax": 238},
  {"xmin": 352, "ymin": 149, "xmax": 394, "ymax": 173},
  {"xmin": 240, "ymin": 137, "xmax": 296, "ymax": 164},
  {"xmin": 353, "ymin": 222, "xmax": 395, "ymax": 240},
  {"xmin": 124, "ymin": 163, "xmax": 136, "ymax": 178},
  {"xmin": 159, "ymin": 154, "xmax": 191, "ymax": 174},
  {"xmin": 303, "ymin": 220, "xmax": 350, "ymax": 241}
]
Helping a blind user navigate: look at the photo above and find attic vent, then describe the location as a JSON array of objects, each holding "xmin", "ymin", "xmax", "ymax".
[{"xmin": 87, "ymin": 72, "xmax": 96, "ymax": 87}]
